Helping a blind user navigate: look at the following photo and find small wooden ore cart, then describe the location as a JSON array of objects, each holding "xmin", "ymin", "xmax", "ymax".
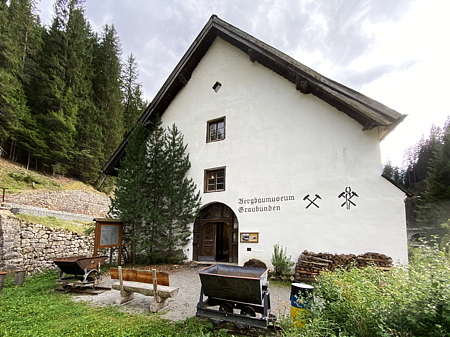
[
  {"xmin": 196, "ymin": 264, "xmax": 276, "ymax": 329},
  {"xmin": 53, "ymin": 255, "xmax": 107, "ymax": 291}
]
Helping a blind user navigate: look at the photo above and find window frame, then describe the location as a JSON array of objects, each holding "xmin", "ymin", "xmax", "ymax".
[
  {"xmin": 204, "ymin": 167, "xmax": 226, "ymax": 193},
  {"xmin": 206, "ymin": 117, "xmax": 226, "ymax": 143}
]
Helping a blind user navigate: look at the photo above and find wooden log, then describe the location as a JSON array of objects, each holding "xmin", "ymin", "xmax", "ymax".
[
  {"xmin": 356, "ymin": 257, "xmax": 392, "ymax": 263},
  {"xmin": 301, "ymin": 260, "xmax": 329, "ymax": 267},
  {"xmin": 305, "ymin": 255, "xmax": 333, "ymax": 263},
  {"xmin": 110, "ymin": 268, "xmax": 169, "ymax": 286}
]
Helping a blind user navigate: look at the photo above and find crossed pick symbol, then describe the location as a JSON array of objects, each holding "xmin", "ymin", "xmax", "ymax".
[
  {"xmin": 338, "ymin": 187, "xmax": 359, "ymax": 209},
  {"xmin": 303, "ymin": 194, "xmax": 321, "ymax": 209}
]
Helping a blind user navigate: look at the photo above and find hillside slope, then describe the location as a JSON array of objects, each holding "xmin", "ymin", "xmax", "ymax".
[
  {"xmin": 0, "ymin": 157, "xmax": 110, "ymax": 218},
  {"xmin": 0, "ymin": 157, "xmax": 104, "ymax": 193}
]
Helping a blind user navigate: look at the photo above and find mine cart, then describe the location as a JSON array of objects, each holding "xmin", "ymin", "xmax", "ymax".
[
  {"xmin": 196, "ymin": 264, "xmax": 276, "ymax": 329},
  {"xmin": 53, "ymin": 255, "xmax": 107, "ymax": 290}
]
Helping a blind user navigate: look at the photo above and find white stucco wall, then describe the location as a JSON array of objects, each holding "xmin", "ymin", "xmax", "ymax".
[{"xmin": 160, "ymin": 37, "xmax": 408, "ymax": 266}]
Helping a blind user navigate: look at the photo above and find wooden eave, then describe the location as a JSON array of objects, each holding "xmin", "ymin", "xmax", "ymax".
[{"xmin": 102, "ymin": 15, "xmax": 406, "ymax": 176}]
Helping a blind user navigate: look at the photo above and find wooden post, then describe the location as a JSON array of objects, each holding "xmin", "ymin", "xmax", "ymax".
[
  {"xmin": 116, "ymin": 266, "xmax": 134, "ymax": 304},
  {"xmin": 118, "ymin": 245, "xmax": 122, "ymax": 266},
  {"xmin": 118, "ymin": 266, "xmax": 124, "ymax": 295},
  {"xmin": 150, "ymin": 268, "xmax": 169, "ymax": 312},
  {"xmin": 0, "ymin": 187, "xmax": 7, "ymax": 205},
  {"xmin": 152, "ymin": 269, "xmax": 159, "ymax": 302}
]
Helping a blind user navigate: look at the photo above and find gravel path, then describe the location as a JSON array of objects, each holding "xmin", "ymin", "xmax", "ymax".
[{"xmin": 71, "ymin": 265, "xmax": 291, "ymax": 322}]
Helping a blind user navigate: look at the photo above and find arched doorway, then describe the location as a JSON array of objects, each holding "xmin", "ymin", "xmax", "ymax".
[{"xmin": 193, "ymin": 203, "xmax": 239, "ymax": 263}]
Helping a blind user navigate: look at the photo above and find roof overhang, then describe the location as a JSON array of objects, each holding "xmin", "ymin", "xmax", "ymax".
[{"xmin": 103, "ymin": 15, "xmax": 406, "ymax": 176}]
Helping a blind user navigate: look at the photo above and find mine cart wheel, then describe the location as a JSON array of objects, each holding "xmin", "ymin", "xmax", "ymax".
[
  {"xmin": 235, "ymin": 306, "xmax": 256, "ymax": 329},
  {"xmin": 219, "ymin": 302, "xmax": 234, "ymax": 313},
  {"xmin": 241, "ymin": 305, "xmax": 256, "ymax": 317}
]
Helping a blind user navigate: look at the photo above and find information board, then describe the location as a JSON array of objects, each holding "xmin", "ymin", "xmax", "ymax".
[
  {"xmin": 99, "ymin": 224, "xmax": 120, "ymax": 247},
  {"xmin": 94, "ymin": 219, "xmax": 123, "ymax": 264}
]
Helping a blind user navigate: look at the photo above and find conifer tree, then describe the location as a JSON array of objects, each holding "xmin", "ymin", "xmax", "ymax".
[
  {"xmin": 416, "ymin": 118, "xmax": 450, "ymax": 243},
  {"xmin": 382, "ymin": 160, "xmax": 404, "ymax": 185},
  {"xmin": 0, "ymin": 0, "xmax": 38, "ymax": 154},
  {"xmin": 93, "ymin": 24, "xmax": 124, "ymax": 160},
  {"xmin": 143, "ymin": 118, "xmax": 167, "ymax": 263},
  {"xmin": 111, "ymin": 119, "xmax": 201, "ymax": 264},
  {"xmin": 30, "ymin": 0, "xmax": 84, "ymax": 173},
  {"xmin": 110, "ymin": 122, "xmax": 149, "ymax": 265},
  {"xmin": 161, "ymin": 124, "xmax": 201, "ymax": 262},
  {"xmin": 67, "ymin": 7, "xmax": 103, "ymax": 183},
  {"xmin": 121, "ymin": 53, "xmax": 145, "ymax": 135}
]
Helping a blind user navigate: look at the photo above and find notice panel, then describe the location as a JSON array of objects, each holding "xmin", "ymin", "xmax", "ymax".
[
  {"xmin": 99, "ymin": 224, "xmax": 120, "ymax": 247},
  {"xmin": 94, "ymin": 219, "xmax": 123, "ymax": 264}
]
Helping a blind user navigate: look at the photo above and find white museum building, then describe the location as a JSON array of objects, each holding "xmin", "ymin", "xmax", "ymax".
[{"xmin": 103, "ymin": 15, "xmax": 409, "ymax": 267}]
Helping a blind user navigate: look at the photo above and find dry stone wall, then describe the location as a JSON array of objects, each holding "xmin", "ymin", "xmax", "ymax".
[
  {"xmin": 6, "ymin": 190, "xmax": 110, "ymax": 217},
  {"xmin": 0, "ymin": 210, "xmax": 94, "ymax": 272}
]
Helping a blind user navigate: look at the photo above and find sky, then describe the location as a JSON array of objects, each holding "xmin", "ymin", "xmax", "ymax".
[{"xmin": 37, "ymin": 0, "xmax": 450, "ymax": 168}]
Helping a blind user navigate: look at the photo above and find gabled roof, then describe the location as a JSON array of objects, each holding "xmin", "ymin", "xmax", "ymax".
[{"xmin": 103, "ymin": 15, "xmax": 406, "ymax": 176}]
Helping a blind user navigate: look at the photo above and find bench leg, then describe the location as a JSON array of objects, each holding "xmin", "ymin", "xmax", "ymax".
[
  {"xmin": 116, "ymin": 290, "xmax": 134, "ymax": 304},
  {"xmin": 116, "ymin": 266, "xmax": 135, "ymax": 304},
  {"xmin": 150, "ymin": 298, "xmax": 169, "ymax": 313}
]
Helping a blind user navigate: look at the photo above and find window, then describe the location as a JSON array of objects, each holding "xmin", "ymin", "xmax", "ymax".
[
  {"xmin": 212, "ymin": 81, "xmax": 222, "ymax": 92},
  {"xmin": 205, "ymin": 167, "xmax": 225, "ymax": 192},
  {"xmin": 207, "ymin": 117, "xmax": 225, "ymax": 142}
]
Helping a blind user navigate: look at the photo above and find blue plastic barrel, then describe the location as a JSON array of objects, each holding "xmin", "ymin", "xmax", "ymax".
[{"xmin": 290, "ymin": 282, "xmax": 314, "ymax": 327}]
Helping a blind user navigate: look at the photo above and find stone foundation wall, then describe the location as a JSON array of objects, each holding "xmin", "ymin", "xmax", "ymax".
[{"xmin": 0, "ymin": 210, "xmax": 94, "ymax": 272}]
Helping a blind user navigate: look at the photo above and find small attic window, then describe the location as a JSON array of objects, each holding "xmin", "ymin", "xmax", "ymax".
[{"xmin": 212, "ymin": 82, "xmax": 222, "ymax": 92}]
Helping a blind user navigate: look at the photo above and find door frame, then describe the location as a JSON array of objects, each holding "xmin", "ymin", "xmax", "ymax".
[{"xmin": 193, "ymin": 203, "xmax": 238, "ymax": 263}]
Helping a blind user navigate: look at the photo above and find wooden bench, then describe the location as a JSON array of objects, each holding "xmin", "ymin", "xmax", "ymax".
[{"xmin": 110, "ymin": 267, "xmax": 179, "ymax": 312}]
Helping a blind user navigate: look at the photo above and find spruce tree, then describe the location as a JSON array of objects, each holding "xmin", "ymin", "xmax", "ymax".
[
  {"xmin": 382, "ymin": 160, "xmax": 404, "ymax": 186},
  {"xmin": 30, "ymin": 0, "xmax": 82, "ymax": 173},
  {"xmin": 110, "ymin": 122, "xmax": 149, "ymax": 265},
  {"xmin": 416, "ymin": 118, "xmax": 450, "ymax": 244},
  {"xmin": 112, "ymin": 119, "xmax": 201, "ymax": 264},
  {"xmin": 143, "ymin": 118, "xmax": 167, "ymax": 263},
  {"xmin": 93, "ymin": 24, "xmax": 124, "ymax": 160},
  {"xmin": 0, "ymin": 0, "xmax": 37, "ymax": 152},
  {"xmin": 121, "ymin": 53, "xmax": 145, "ymax": 135},
  {"xmin": 67, "ymin": 6, "xmax": 103, "ymax": 183},
  {"xmin": 161, "ymin": 124, "xmax": 201, "ymax": 262}
]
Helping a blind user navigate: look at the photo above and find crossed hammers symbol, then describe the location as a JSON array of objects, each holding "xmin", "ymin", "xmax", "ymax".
[
  {"xmin": 338, "ymin": 187, "xmax": 359, "ymax": 209},
  {"xmin": 303, "ymin": 194, "xmax": 321, "ymax": 209}
]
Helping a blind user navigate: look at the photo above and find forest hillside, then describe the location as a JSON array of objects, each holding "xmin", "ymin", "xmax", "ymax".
[{"xmin": 0, "ymin": 0, "xmax": 147, "ymax": 188}]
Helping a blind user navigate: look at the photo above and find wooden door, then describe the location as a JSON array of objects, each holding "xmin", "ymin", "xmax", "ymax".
[{"xmin": 199, "ymin": 223, "xmax": 216, "ymax": 261}]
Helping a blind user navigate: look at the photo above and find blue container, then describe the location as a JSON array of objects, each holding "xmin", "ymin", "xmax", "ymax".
[{"xmin": 290, "ymin": 283, "xmax": 314, "ymax": 327}]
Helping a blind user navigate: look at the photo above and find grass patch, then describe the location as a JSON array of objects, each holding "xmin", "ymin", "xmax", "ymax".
[
  {"xmin": 0, "ymin": 170, "xmax": 60, "ymax": 192},
  {"xmin": 0, "ymin": 158, "xmax": 104, "ymax": 194},
  {"xmin": 15, "ymin": 214, "xmax": 94, "ymax": 235},
  {"xmin": 0, "ymin": 271, "xmax": 233, "ymax": 337}
]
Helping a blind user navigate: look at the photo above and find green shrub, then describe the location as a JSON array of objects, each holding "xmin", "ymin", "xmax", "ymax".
[
  {"xmin": 284, "ymin": 244, "xmax": 450, "ymax": 337},
  {"xmin": 8, "ymin": 171, "xmax": 43, "ymax": 185},
  {"xmin": 271, "ymin": 243, "xmax": 295, "ymax": 277}
]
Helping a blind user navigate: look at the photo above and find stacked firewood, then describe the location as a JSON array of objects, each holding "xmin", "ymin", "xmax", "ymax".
[{"xmin": 294, "ymin": 250, "xmax": 393, "ymax": 282}]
